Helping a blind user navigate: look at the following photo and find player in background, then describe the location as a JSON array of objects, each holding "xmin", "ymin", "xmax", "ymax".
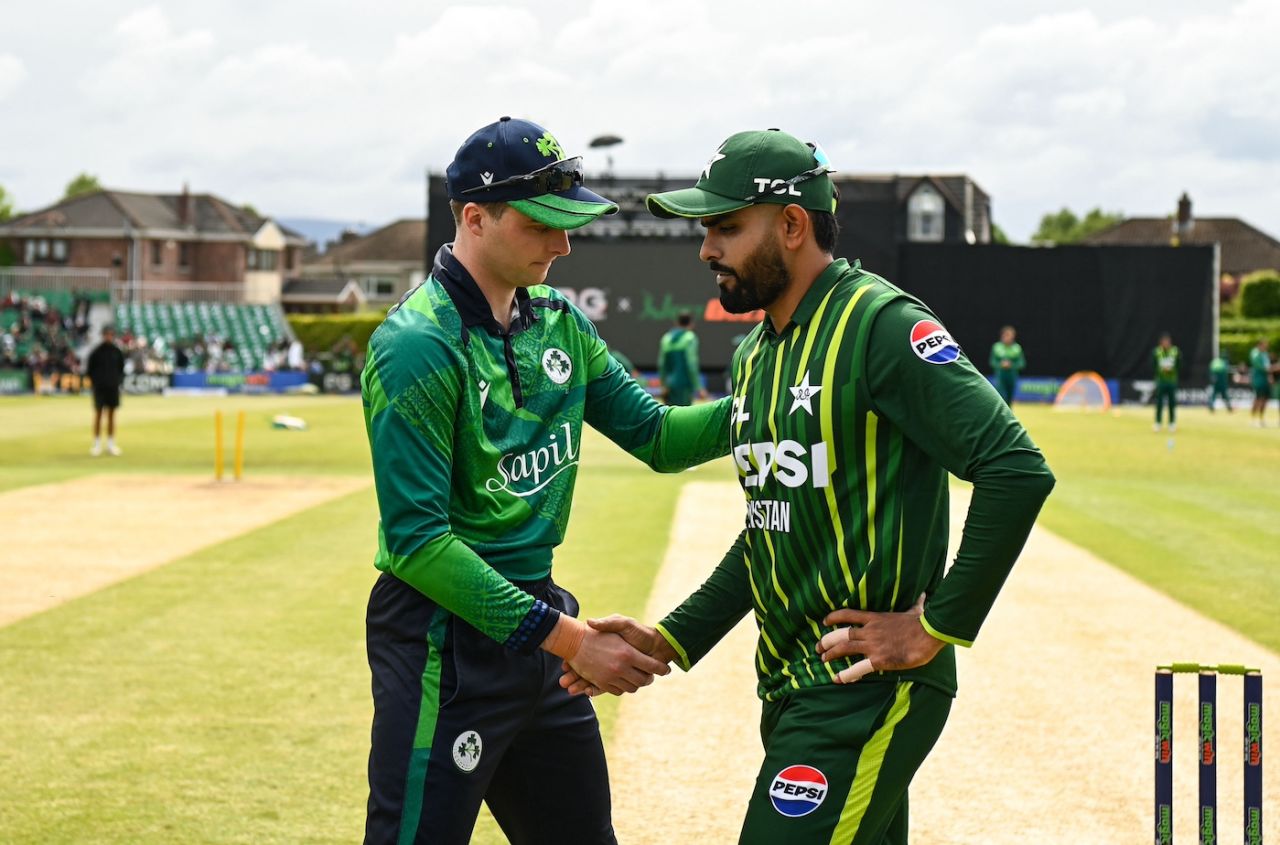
[
  {"xmin": 988, "ymin": 325, "xmax": 1024, "ymax": 406},
  {"xmin": 1248, "ymin": 337, "xmax": 1273, "ymax": 427},
  {"xmin": 565, "ymin": 129, "xmax": 1054, "ymax": 844},
  {"xmin": 1207, "ymin": 348, "xmax": 1232, "ymax": 413},
  {"xmin": 658, "ymin": 311, "xmax": 704, "ymax": 405},
  {"xmin": 1152, "ymin": 332, "xmax": 1180, "ymax": 432},
  {"xmin": 87, "ymin": 325, "xmax": 125, "ymax": 456}
]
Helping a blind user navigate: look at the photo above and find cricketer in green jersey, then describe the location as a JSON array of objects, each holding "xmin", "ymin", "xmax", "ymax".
[
  {"xmin": 1208, "ymin": 349, "xmax": 1232, "ymax": 413},
  {"xmin": 564, "ymin": 129, "xmax": 1055, "ymax": 844},
  {"xmin": 361, "ymin": 117, "xmax": 732, "ymax": 845},
  {"xmin": 1153, "ymin": 333, "xmax": 1181, "ymax": 432},
  {"xmin": 658, "ymin": 312, "xmax": 704, "ymax": 405},
  {"xmin": 988, "ymin": 325, "xmax": 1025, "ymax": 406},
  {"xmin": 1249, "ymin": 338, "xmax": 1273, "ymax": 426}
]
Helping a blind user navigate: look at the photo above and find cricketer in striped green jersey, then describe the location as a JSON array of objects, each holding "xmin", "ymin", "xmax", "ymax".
[{"xmin": 574, "ymin": 129, "xmax": 1056, "ymax": 844}]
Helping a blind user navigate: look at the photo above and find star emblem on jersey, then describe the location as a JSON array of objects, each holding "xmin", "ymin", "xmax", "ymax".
[
  {"xmin": 542, "ymin": 348, "xmax": 572, "ymax": 385},
  {"xmin": 702, "ymin": 148, "xmax": 727, "ymax": 181},
  {"xmin": 453, "ymin": 730, "xmax": 483, "ymax": 773},
  {"xmin": 788, "ymin": 371, "xmax": 822, "ymax": 416}
]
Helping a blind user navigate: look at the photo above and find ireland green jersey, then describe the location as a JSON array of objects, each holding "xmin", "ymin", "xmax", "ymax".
[
  {"xmin": 1154, "ymin": 345, "xmax": 1181, "ymax": 385},
  {"xmin": 1250, "ymin": 347, "xmax": 1271, "ymax": 389},
  {"xmin": 362, "ymin": 246, "xmax": 731, "ymax": 651},
  {"xmin": 659, "ymin": 327, "xmax": 700, "ymax": 391},
  {"xmin": 657, "ymin": 259, "xmax": 1054, "ymax": 701}
]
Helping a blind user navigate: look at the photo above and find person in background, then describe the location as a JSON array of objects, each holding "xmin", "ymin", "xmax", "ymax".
[
  {"xmin": 87, "ymin": 326, "xmax": 125, "ymax": 456},
  {"xmin": 658, "ymin": 311, "xmax": 704, "ymax": 405},
  {"xmin": 988, "ymin": 325, "xmax": 1025, "ymax": 406},
  {"xmin": 1248, "ymin": 337, "xmax": 1273, "ymax": 427},
  {"xmin": 1152, "ymin": 332, "xmax": 1180, "ymax": 432},
  {"xmin": 1207, "ymin": 348, "xmax": 1232, "ymax": 413}
]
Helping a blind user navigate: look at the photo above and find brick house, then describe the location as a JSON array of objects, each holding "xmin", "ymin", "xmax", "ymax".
[
  {"xmin": 0, "ymin": 186, "xmax": 309, "ymax": 303},
  {"xmin": 291, "ymin": 219, "xmax": 426, "ymax": 311},
  {"xmin": 1084, "ymin": 193, "xmax": 1280, "ymax": 301}
]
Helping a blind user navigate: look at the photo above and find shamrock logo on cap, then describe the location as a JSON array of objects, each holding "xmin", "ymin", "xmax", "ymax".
[{"xmin": 536, "ymin": 132, "xmax": 564, "ymax": 159}]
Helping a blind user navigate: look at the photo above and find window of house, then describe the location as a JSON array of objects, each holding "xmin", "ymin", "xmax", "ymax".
[
  {"xmin": 365, "ymin": 277, "xmax": 396, "ymax": 297},
  {"xmin": 51, "ymin": 240, "xmax": 68, "ymax": 262},
  {"xmin": 36, "ymin": 239, "xmax": 49, "ymax": 259},
  {"xmin": 23, "ymin": 240, "xmax": 35, "ymax": 264},
  {"xmin": 247, "ymin": 248, "xmax": 279, "ymax": 271},
  {"xmin": 179, "ymin": 242, "xmax": 191, "ymax": 268},
  {"xmin": 152, "ymin": 241, "xmax": 164, "ymax": 266},
  {"xmin": 907, "ymin": 184, "xmax": 945, "ymax": 242}
]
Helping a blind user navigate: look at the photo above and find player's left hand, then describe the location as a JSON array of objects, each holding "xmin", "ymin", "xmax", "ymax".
[{"xmin": 816, "ymin": 594, "xmax": 946, "ymax": 684}]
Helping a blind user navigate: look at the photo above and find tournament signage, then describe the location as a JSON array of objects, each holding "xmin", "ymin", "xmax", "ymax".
[
  {"xmin": 124, "ymin": 373, "xmax": 170, "ymax": 394},
  {"xmin": 171, "ymin": 371, "xmax": 309, "ymax": 394},
  {"xmin": 0, "ymin": 368, "xmax": 30, "ymax": 394}
]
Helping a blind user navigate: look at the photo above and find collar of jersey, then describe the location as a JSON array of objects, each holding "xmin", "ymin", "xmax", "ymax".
[
  {"xmin": 432, "ymin": 244, "xmax": 537, "ymax": 335},
  {"xmin": 765, "ymin": 258, "xmax": 859, "ymax": 337}
]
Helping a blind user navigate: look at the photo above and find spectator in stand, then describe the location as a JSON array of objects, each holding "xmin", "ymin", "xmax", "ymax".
[
  {"xmin": 87, "ymin": 326, "xmax": 125, "ymax": 456},
  {"xmin": 287, "ymin": 337, "xmax": 305, "ymax": 372}
]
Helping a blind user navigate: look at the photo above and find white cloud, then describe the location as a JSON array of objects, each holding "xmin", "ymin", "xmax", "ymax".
[
  {"xmin": 80, "ymin": 6, "xmax": 215, "ymax": 106},
  {"xmin": 0, "ymin": 54, "xmax": 25, "ymax": 101},
  {"xmin": 0, "ymin": 1, "xmax": 1276, "ymax": 239}
]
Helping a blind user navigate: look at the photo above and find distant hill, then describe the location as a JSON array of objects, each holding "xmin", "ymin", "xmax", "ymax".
[{"xmin": 278, "ymin": 218, "xmax": 376, "ymax": 253}]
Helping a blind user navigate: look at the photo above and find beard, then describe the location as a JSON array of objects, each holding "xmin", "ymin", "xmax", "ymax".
[{"xmin": 712, "ymin": 236, "xmax": 791, "ymax": 314}]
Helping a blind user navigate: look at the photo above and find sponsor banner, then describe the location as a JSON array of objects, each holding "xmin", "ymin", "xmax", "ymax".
[
  {"xmin": 171, "ymin": 371, "xmax": 309, "ymax": 394},
  {"xmin": 124, "ymin": 373, "xmax": 170, "ymax": 395},
  {"xmin": 0, "ymin": 368, "xmax": 30, "ymax": 394},
  {"xmin": 1122, "ymin": 380, "xmax": 1257, "ymax": 406},
  {"xmin": 988, "ymin": 376, "xmax": 1121, "ymax": 405}
]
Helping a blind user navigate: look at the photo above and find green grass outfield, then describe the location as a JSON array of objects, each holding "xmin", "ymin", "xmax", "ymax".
[{"xmin": 0, "ymin": 395, "xmax": 1276, "ymax": 842}]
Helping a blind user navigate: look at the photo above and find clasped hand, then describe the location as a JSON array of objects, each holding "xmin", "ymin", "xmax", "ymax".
[{"xmin": 561, "ymin": 616, "xmax": 676, "ymax": 697}]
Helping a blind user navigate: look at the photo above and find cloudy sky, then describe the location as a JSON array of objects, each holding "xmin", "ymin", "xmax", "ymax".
[{"xmin": 1, "ymin": 1, "xmax": 1277, "ymax": 241}]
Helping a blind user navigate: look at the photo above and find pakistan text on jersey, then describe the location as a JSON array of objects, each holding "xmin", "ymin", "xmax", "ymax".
[
  {"xmin": 746, "ymin": 500, "xmax": 791, "ymax": 533},
  {"xmin": 484, "ymin": 421, "xmax": 580, "ymax": 498}
]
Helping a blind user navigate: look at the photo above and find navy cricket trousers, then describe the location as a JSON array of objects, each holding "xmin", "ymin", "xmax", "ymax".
[{"xmin": 364, "ymin": 572, "xmax": 616, "ymax": 845}]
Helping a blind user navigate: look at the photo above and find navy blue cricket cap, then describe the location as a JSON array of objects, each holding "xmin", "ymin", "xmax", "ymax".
[{"xmin": 445, "ymin": 117, "xmax": 618, "ymax": 230}]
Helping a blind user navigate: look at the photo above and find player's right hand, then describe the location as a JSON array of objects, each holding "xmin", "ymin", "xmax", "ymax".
[
  {"xmin": 565, "ymin": 627, "xmax": 670, "ymax": 696},
  {"xmin": 560, "ymin": 616, "xmax": 676, "ymax": 696}
]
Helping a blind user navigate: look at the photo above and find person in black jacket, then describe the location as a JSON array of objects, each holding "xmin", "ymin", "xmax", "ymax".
[{"xmin": 87, "ymin": 326, "xmax": 126, "ymax": 456}]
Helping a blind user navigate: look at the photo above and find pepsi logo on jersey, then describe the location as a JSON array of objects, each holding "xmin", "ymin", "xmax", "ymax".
[{"xmin": 910, "ymin": 319, "xmax": 960, "ymax": 365}]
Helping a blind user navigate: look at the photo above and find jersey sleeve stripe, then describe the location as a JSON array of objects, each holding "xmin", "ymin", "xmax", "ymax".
[
  {"xmin": 920, "ymin": 614, "xmax": 974, "ymax": 648},
  {"xmin": 654, "ymin": 622, "xmax": 693, "ymax": 672}
]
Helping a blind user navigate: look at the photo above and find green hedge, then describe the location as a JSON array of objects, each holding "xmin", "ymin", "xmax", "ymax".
[
  {"xmin": 287, "ymin": 312, "xmax": 387, "ymax": 355},
  {"xmin": 1219, "ymin": 316, "xmax": 1280, "ymax": 337},
  {"xmin": 1220, "ymin": 331, "xmax": 1280, "ymax": 365},
  {"xmin": 1239, "ymin": 270, "xmax": 1280, "ymax": 318}
]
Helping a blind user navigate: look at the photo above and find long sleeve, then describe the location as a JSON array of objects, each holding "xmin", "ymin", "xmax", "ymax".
[
  {"xmin": 362, "ymin": 321, "xmax": 560, "ymax": 651},
  {"xmin": 655, "ymin": 531, "xmax": 754, "ymax": 671},
  {"xmin": 583, "ymin": 329, "xmax": 730, "ymax": 471},
  {"xmin": 866, "ymin": 301, "xmax": 1055, "ymax": 646}
]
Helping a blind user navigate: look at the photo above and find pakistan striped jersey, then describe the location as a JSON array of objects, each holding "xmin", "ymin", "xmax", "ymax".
[{"xmin": 658, "ymin": 258, "xmax": 1053, "ymax": 701}]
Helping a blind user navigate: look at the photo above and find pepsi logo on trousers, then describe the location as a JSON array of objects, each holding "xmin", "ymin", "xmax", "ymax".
[
  {"xmin": 769, "ymin": 764, "xmax": 828, "ymax": 817},
  {"xmin": 910, "ymin": 319, "xmax": 960, "ymax": 364}
]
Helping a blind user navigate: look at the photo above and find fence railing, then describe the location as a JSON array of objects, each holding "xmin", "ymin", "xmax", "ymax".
[
  {"xmin": 110, "ymin": 281, "xmax": 249, "ymax": 305},
  {"xmin": 0, "ymin": 267, "xmax": 114, "ymax": 298}
]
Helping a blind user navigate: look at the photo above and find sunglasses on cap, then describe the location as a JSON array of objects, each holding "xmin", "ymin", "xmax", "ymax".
[
  {"xmin": 460, "ymin": 156, "xmax": 585, "ymax": 197},
  {"xmin": 739, "ymin": 141, "xmax": 836, "ymax": 202}
]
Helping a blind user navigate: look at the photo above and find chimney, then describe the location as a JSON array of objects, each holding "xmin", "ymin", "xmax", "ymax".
[
  {"xmin": 179, "ymin": 182, "xmax": 192, "ymax": 227},
  {"xmin": 1176, "ymin": 192, "xmax": 1192, "ymax": 237}
]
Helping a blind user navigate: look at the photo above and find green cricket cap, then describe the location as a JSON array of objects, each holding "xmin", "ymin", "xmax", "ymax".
[{"xmin": 646, "ymin": 129, "xmax": 837, "ymax": 219}]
